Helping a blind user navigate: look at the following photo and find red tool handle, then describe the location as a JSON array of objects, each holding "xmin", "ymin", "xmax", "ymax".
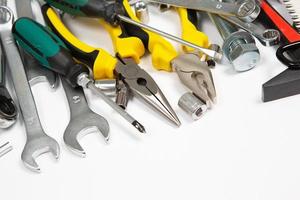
[{"xmin": 261, "ymin": 0, "xmax": 300, "ymax": 43}]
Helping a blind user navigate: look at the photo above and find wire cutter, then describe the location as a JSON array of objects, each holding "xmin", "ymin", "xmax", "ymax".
[{"xmin": 42, "ymin": 4, "xmax": 181, "ymax": 126}]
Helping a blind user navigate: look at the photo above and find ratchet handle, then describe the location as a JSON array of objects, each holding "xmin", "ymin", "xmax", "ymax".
[
  {"xmin": 177, "ymin": 8, "xmax": 209, "ymax": 53},
  {"xmin": 45, "ymin": 0, "xmax": 120, "ymax": 24},
  {"xmin": 42, "ymin": 5, "xmax": 117, "ymax": 79},
  {"xmin": 118, "ymin": 0, "xmax": 178, "ymax": 71},
  {"xmin": 12, "ymin": 17, "xmax": 89, "ymax": 87}
]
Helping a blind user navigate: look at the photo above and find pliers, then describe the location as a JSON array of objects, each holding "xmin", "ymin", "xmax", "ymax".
[
  {"xmin": 119, "ymin": 0, "xmax": 217, "ymax": 107},
  {"xmin": 42, "ymin": 4, "xmax": 181, "ymax": 126}
]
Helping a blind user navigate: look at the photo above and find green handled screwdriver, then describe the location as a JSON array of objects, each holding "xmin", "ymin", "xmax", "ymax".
[
  {"xmin": 12, "ymin": 17, "xmax": 146, "ymax": 134},
  {"xmin": 44, "ymin": 0, "xmax": 222, "ymax": 60}
]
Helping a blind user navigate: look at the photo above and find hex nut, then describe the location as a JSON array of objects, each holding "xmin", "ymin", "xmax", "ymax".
[{"xmin": 223, "ymin": 31, "xmax": 260, "ymax": 72}]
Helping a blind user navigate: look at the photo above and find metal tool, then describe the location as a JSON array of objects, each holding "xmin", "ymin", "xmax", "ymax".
[
  {"xmin": 130, "ymin": 0, "xmax": 149, "ymax": 23},
  {"xmin": 61, "ymin": 78, "xmax": 109, "ymax": 157},
  {"xmin": 209, "ymin": 13, "xmax": 260, "ymax": 72},
  {"xmin": 260, "ymin": 0, "xmax": 300, "ymax": 102},
  {"xmin": 115, "ymin": 57, "xmax": 181, "ymax": 126},
  {"xmin": 14, "ymin": 0, "xmax": 58, "ymax": 88},
  {"xmin": 145, "ymin": 0, "xmax": 261, "ymax": 22},
  {"xmin": 13, "ymin": 17, "xmax": 146, "ymax": 133},
  {"xmin": 172, "ymin": 53, "xmax": 216, "ymax": 108},
  {"xmin": 279, "ymin": 0, "xmax": 300, "ymax": 32},
  {"xmin": 94, "ymin": 79, "xmax": 117, "ymax": 97},
  {"xmin": 115, "ymin": 77, "xmax": 131, "ymax": 109},
  {"xmin": 178, "ymin": 92, "xmax": 207, "ymax": 120},
  {"xmin": 43, "ymin": 5, "xmax": 180, "ymax": 126},
  {"xmin": 0, "ymin": 141, "xmax": 12, "ymax": 158},
  {"xmin": 219, "ymin": 14, "xmax": 280, "ymax": 46},
  {"xmin": 45, "ymin": 0, "xmax": 222, "ymax": 61},
  {"xmin": 0, "ymin": 45, "xmax": 17, "ymax": 128},
  {"xmin": 0, "ymin": 6, "xmax": 60, "ymax": 172}
]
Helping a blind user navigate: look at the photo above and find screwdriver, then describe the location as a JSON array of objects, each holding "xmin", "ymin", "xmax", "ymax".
[
  {"xmin": 45, "ymin": 0, "xmax": 222, "ymax": 60},
  {"xmin": 12, "ymin": 17, "xmax": 146, "ymax": 134}
]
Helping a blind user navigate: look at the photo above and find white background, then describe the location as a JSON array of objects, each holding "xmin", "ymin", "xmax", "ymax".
[{"xmin": 1, "ymin": 3, "xmax": 300, "ymax": 200}]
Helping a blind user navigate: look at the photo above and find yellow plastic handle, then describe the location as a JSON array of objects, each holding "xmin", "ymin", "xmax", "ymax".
[
  {"xmin": 43, "ymin": 5, "xmax": 117, "ymax": 79},
  {"xmin": 177, "ymin": 8, "xmax": 209, "ymax": 52},
  {"xmin": 99, "ymin": 19, "xmax": 145, "ymax": 63},
  {"xmin": 120, "ymin": 0, "xmax": 178, "ymax": 72}
]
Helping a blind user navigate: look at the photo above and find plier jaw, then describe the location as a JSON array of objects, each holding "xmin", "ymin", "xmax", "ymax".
[
  {"xmin": 172, "ymin": 53, "xmax": 217, "ymax": 108},
  {"xmin": 114, "ymin": 57, "xmax": 181, "ymax": 126}
]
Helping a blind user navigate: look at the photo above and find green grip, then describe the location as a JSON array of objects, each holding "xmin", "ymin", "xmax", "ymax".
[
  {"xmin": 12, "ymin": 17, "xmax": 89, "ymax": 87},
  {"xmin": 13, "ymin": 17, "xmax": 66, "ymax": 68}
]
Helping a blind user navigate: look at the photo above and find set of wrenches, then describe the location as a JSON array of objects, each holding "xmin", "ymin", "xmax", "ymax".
[{"xmin": 0, "ymin": 0, "xmax": 111, "ymax": 172}]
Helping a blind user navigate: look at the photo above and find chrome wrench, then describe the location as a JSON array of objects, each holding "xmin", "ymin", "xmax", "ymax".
[
  {"xmin": 146, "ymin": 0, "xmax": 261, "ymax": 22},
  {"xmin": 219, "ymin": 14, "xmax": 280, "ymax": 46},
  {"xmin": 0, "ymin": 44, "xmax": 17, "ymax": 128},
  {"xmin": 61, "ymin": 78, "xmax": 109, "ymax": 157},
  {"xmin": 0, "ymin": 6, "xmax": 60, "ymax": 172},
  {"xmin": 14, "ymin": 0, "xmax": 58, "ymax": 88}
]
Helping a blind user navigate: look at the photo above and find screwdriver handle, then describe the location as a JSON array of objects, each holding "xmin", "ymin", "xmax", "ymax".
[
  {"xmin": 177, "ymin": 8, "xmax": 209, "ymax": 53},
  {"xmin": 45, "ymin": 0, "xmax": 120, "ymax": 25},
  {"xmin": 42, "ymin": 5, "xmax": 117, "ymax": 79},
  {"xmin": 12, "ymin": 17, "xmax": 89, "ymax": 87}
]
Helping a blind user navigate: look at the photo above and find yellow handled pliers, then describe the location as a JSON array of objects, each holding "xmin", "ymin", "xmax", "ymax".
[
  {"xmin": 42, "ymin": 4, "xmax": 181, "ymax": 126},
  {"xmin": 119, "ymin": 0, "xmax": 217, "ymax": 107}
]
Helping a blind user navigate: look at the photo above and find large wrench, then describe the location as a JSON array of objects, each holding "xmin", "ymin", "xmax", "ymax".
[
  {"xmin": 0, "ymin": 6, "xmax": 60, "ymax": 172},
  {"xmin": 61, "ymin": 78, "xmax": 109, "ymax": 157},
  {"xmin": 14, "ymin": 0, "xmax": 58, "ymax": 88}
]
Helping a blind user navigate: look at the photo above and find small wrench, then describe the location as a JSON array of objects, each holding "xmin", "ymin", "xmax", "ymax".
[
  {"xmin": 0, "ymin": 6, "xmax": 60, "ymax": 172},
  {"xmin": 220, "ymin": 15, "xmax": 280, "ymax": 46},
  {"xmin": 14, "ymin": 0, "xmax": 58, "ymax": 88},
  {"xmin": 61, "ymin": 78, "xmax": 110, "ymax": 157}
]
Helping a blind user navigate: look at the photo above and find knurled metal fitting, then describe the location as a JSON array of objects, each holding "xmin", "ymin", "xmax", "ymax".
[
  {"xmin": 223, "ymin": 31, "xmax": 260, "ymax": 72},
  {"xmin": 178, "ymin": 92, "xmax": 207, "ymax": 120}
]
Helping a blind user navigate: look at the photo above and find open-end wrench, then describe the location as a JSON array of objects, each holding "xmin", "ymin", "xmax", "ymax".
[
  {"xmin": 146, "ymin": 0, "xmax": 261, "ymax": 22},
  {"xmin": 14, "ymin": 0, "xmax": 58, "ymax": 88},
  {"xmin": 61, "ymin": 78, "xmax": 110, "ymax": 157},
  {"xmin": 0, "ymin": 6, "xmax": 60, "ymax": 172},
  {"xmin": 219, "ymin": 14, "xmax": 280, "ymax": 46}
]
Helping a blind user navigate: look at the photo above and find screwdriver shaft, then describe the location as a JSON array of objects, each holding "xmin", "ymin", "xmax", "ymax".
[{"xmin": 117, "ymin": 15, "xmax": 223, "ymax": 61}]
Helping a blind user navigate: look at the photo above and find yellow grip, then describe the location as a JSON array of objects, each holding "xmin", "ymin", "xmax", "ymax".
[
  {"xmin": 99, "ymin": 19, "xmax": 145, "ymax": 63},
  {"xmin": 44, "ymin": 6, "xmax": 117, "ymax": 79},
  {"xmin": 177, "ymin": 8, "xmax": 209, "ymax": 52},
  {"xmin": 122, "ymin": 0, "xmax": 178, "ymax": 72}
]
